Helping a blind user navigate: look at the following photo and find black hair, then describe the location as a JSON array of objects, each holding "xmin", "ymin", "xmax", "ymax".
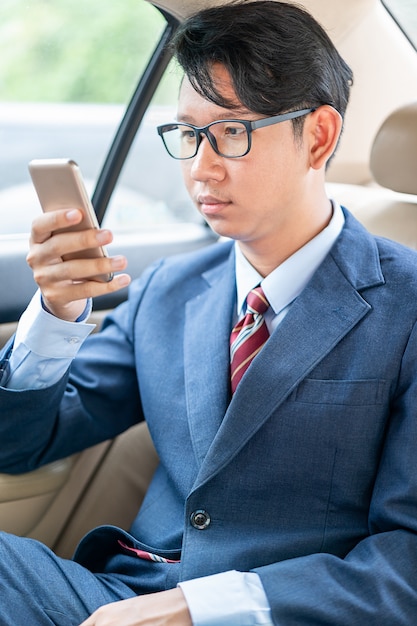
[{"xmin": 171, "ymin": 0, "xmax": 353, "ymax": 139}]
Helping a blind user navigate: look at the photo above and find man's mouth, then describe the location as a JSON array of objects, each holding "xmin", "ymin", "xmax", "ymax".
[{"xmin": 197, "ymin": 194, "xmax": 230, "ymax": 215}]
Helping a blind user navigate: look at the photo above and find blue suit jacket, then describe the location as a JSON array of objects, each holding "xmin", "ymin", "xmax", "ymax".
[{"xmin": 1, "ymin": 208, "xmax": 417, "ymax": 623}]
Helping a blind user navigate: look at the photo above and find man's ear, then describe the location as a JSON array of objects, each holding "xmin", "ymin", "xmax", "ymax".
[{"xmin": 306, "ymin": 105, "xmax": 343, "ymax": 170}]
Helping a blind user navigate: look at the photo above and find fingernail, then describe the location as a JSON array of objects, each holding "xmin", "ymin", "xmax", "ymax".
[
  {"xmin": 110, "ymin": 255, "xmax": 126, "ymax": 270},
  {"xmin": 116, "ymin": 274, "xmax": 131, "ymax": 287},
  {"xmin": 66, "ymin": 209, "xmax": 80, "ymax": 222},
  {"xmin": 96, "ymin": 230, "xmax": 112, "ymax": 244}
]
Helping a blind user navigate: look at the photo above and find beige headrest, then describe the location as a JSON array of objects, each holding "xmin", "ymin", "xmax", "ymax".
[{"xmin": 370, "ymin": 102, "xmax": 417, "ymax": 195}]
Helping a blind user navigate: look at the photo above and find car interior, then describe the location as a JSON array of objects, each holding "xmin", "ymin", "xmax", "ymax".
[{"xmin": 0, "ymin": 0, "xmax": 416, "ymax": 560}]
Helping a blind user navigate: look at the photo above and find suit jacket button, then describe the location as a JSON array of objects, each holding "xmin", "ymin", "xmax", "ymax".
[{"xmin": 190, "ymin": 510, "xmax": 211, "ymax": 530}]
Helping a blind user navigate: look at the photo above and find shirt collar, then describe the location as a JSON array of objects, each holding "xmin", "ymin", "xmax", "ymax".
[{"xmin": 234, "ymin": 201, "xmax": 345, "ymax": 316}]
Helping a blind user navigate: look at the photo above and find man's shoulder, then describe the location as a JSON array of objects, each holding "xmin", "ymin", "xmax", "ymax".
[
  {"xmin": 375, "ymin": 235, "xmax": 417, "ymax": 287},
  {"xmin": 128, "ymin": 239, "xmax": 234, "ymax": 301},
  {"xmin": 161, "ymin": 238, "xmax": 234, "ymax": 275},
  {"xmin": 351, "ymin": 214, "xmax": 417, "ymax": 297},
  {"xmin": 342, "ymin": 209, "xmax": 417, "ymax": 271},
  {"xmin": 323, "ymin": 210, "xmax": 417, "ymax": 312},
  {"xmin": 374, "ymin": 233, "xmax": 417, "ymax": 260}
]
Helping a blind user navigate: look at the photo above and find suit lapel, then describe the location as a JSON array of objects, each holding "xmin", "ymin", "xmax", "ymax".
[
  {"xmin": 192, "ymin": 213, "xmax": 385, "ymax": 489},
  {"xmin": 183, "ymin": 245, "xmax": 236, "ymax": 466}
]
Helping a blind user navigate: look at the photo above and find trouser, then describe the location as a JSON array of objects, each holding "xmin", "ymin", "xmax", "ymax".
[{"xmin": 0, "ymin": 531, "xmax": 179, "ymax": 626}]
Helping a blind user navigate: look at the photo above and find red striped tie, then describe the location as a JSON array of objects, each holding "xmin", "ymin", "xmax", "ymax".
[{"xmin": 230, "ymin": 286, "xmax": 270, "ymax": 393}]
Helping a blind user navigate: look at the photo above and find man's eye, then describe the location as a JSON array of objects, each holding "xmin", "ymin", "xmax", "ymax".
[
  {"xmin": 180, "ymin": 130, "xmax": 196, "ymax": 141},
  {"xmin": 224, "ymin": 125, "xmax": 245, "ymax": 137}
]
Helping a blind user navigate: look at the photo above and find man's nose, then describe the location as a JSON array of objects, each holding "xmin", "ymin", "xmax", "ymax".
[{"xmin": 190, "ymin": 135, "xmax": 226, "ymax": 181}]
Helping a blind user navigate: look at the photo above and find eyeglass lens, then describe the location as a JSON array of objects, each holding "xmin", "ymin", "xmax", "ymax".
[{"xmin": 162, "ymin": 121, "xmax": 249, "ymax": 159}]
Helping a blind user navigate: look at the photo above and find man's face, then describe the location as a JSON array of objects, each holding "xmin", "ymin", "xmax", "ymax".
[{"xmin": 177, "ymin": 65, "xmax": 313, "ymax": 261}]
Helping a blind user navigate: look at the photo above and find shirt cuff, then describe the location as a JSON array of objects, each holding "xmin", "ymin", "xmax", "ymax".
[
  {"xmin": 15, "ymin": 290, "xmax": 95, "ymax": 358},
  {"xmin": 178, "ymin": 570, "xmax": 273, "ymax": 626}
]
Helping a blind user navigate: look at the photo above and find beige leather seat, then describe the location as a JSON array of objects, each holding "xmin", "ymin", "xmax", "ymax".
[
  {"xmin": 328, "ymin": 101, "xmax": 417, "ymax": 248},
  {"xmin": 370, "ymin": 101, "xmax": 417, "ymax": 196}
]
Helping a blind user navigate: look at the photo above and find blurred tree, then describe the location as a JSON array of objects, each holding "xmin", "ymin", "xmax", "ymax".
[{"xmin": 0, "ymin": 0, "xmax": 177, "ymax": 103}]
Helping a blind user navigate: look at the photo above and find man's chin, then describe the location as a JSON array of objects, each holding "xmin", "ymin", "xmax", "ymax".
[{"xmin": 202, "ymin": 216, "xmax": 242, "ymax": 242}]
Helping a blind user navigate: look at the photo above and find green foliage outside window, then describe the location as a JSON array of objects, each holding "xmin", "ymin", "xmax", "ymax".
[{"xmin": 0, "ymin": 0, "xmax": 177, "ymax": 104}]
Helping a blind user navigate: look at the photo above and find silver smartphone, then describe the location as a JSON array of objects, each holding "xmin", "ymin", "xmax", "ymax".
[{"xmin": 28, "ymin": 158, "xmax": 113, "ymax": 282}]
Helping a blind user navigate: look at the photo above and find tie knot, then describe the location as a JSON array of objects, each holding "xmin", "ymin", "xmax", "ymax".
[{"xmin": 245, "ymin": 286, "xmax": 269, "ymax": 316}]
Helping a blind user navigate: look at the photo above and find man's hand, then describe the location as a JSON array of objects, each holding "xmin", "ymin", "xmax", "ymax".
[
  {"xmin": 27, "ymin": 208, "xmax": 131, "ymax": 321},
  {"xmin": 79, "ymin": 587, "xmax": 192, "ymax": 626}
]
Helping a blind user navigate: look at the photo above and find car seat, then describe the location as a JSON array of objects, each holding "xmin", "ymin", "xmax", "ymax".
[{"xmin": 327, "ymin": 101, "xmax": 417, "ymax": 248}]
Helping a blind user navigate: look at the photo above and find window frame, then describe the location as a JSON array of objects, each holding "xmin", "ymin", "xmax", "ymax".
[
  {"xmin": 93, "ymin": 9, "xmax": 179, "ymax": 225},
  {"xmin": 381, "ymin": 0, "xmax": 417, "ymax": 50}
]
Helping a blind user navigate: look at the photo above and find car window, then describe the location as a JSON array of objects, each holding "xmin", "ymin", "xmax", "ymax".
[
  {"xmin": 102, "ymin": 64, "xmax": 199, "ymax": 232},
  {"xmin": 382, "ymin": 0, "xmax": 417, "ymax": 48},
  {"xmin": 0, "ymin": 0, "xmax": 174, "ymax": 235}
]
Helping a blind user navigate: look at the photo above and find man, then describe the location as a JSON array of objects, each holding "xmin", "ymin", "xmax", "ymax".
[{"xmin": 1, "ymin": 1, "xmax": 417, "ymax": 624}]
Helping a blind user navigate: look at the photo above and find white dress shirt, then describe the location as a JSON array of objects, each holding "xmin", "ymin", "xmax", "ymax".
[{"xmin": 2, "ymin": 201, "xmax": 344, "ymax": 625}]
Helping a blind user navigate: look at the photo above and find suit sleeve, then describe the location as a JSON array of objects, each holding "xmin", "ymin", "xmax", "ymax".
[{"xmin": 0, "ymin": 260, "xmax": 164, "ymax": 474}]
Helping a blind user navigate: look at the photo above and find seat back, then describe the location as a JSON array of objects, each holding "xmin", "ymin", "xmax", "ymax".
[
  {"xmin": 328, "ymin": 101, "xmax": 417, "ymax": 248},
  {"xmin": 370, "ymin": 101, "xmax": 417, "ymax": 196}
]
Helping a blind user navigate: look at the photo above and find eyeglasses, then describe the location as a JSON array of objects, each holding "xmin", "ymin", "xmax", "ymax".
[{"xmin": 157, "ymin": 108, "xmax": 315, "ymax": 160}]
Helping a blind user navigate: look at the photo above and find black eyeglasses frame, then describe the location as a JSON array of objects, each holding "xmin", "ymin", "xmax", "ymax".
[{"xmin": 157, "ymin": 107, "xmax": 316, "ymax": 160}]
